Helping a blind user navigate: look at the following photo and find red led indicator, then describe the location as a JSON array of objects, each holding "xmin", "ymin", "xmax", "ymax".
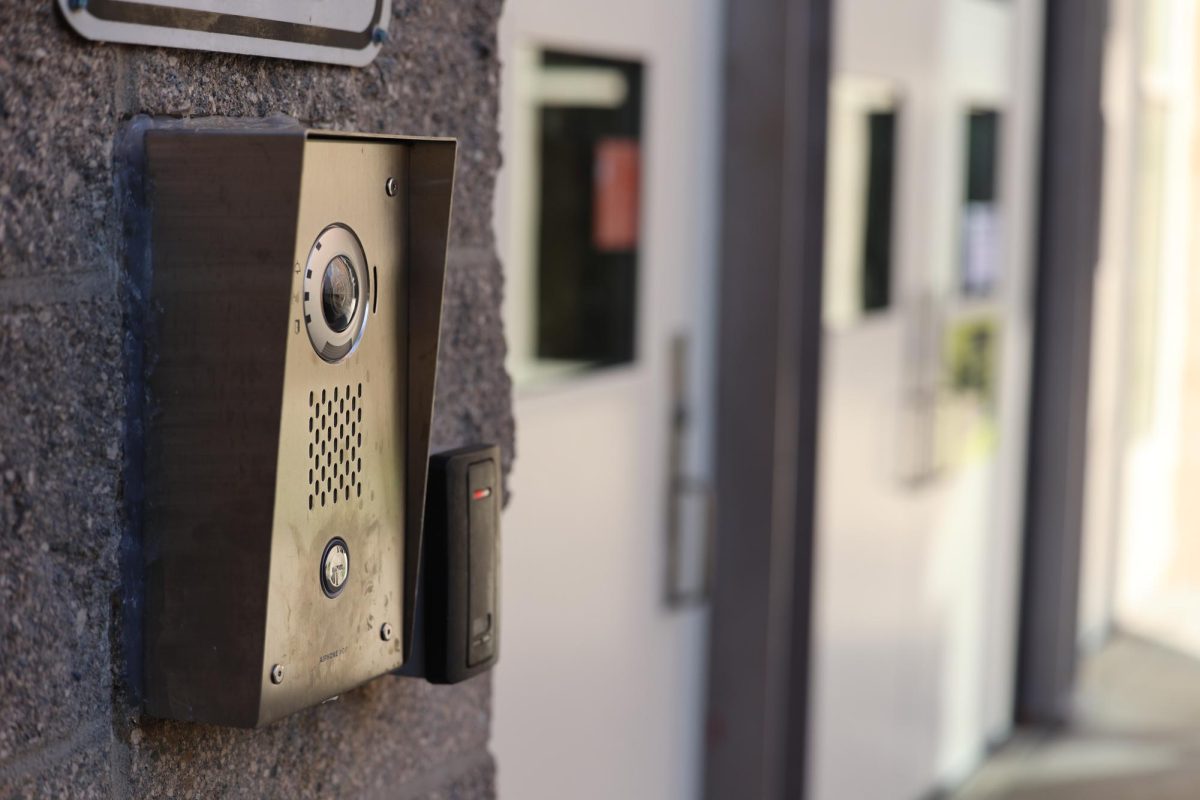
[{"xmin": 472, "ymin": 487, "xmax": 492, "ymax": 501}]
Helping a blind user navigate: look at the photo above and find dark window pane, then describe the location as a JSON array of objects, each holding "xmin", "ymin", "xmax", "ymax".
[
  {"xmin": 966, "ymin": 110, "xmax": 1000, "ymax": 203},
  {"xmin": 534, "ymin": 51, "xmax": 643, "ymax": 369},
  {"xmin": 861, "ymin": 110, "xmax": 896, "ymax": 313}
]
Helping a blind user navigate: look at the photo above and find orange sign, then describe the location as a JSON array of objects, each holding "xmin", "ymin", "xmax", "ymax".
[{"xmin": 593, "ymin": 138, "xmax": 641, "ymax": 252}]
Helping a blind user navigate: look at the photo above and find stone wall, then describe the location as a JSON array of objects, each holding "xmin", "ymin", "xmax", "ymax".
[{"xmin": 0, "ymin": 1, "xmax": 512, "ymax": 796}]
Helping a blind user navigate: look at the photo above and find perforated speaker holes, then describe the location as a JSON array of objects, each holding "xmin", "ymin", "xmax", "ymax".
[{"xmin": 307, "ymin": 383, "xmax": 364, "ymax": 510}]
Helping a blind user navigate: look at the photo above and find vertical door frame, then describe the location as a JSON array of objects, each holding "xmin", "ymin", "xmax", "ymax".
[
  {"xmin": 1016, "ymin": 0, "xmax": 1110, "ymax": 725},
  {"xmin": 703, "ymin": 0, "xmax": 831, "ymax": 797}
]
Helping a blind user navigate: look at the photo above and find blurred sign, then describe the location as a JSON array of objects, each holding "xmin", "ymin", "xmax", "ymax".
[
  {"xmin": 962, "ymin": 203, "xmax": 1002, "ymax": 296},
  {"xmin": 57, "ymin": 0, "xmax": 391, "ymax": 67},
  {"xmin": 592, "ymin": 138, "xmax": 640, "ymax": 252}
]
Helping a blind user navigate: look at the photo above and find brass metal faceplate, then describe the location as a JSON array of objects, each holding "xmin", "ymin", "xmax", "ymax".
[{"xmin": 258, "ymin": 139, "xmax": 409, "ymax": 723}]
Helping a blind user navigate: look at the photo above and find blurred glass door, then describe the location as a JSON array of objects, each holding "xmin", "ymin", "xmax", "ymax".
[
  {"xmin": 1080, "ymin": 0, "xmax": 1200, "ymax": 660},
  {"xmin": 809, "ymin": 1, "xmax": 1044, "ymax": 797},
  {"xmin": 492, "ymin": 2, "xmax": 722, "ymax": 798}
]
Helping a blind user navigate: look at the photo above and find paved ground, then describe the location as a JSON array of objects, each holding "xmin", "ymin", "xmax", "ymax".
[{"xmin": 954, "ymin": 636, "xmax": 1200, "ymax": 799}]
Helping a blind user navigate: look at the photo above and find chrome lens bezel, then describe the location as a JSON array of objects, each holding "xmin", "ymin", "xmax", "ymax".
[{"xmin": 302, "ymin": 224, "xmax": 371, "ymax": 363}]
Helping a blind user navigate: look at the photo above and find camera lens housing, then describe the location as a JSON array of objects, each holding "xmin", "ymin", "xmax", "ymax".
[
  {"xmin": 321, "ymin": 255, "xmax": 359, "ymax": 333},
  {"xmin": 302, "ymin": 224, "xmax": 371, "ymax": 363}
]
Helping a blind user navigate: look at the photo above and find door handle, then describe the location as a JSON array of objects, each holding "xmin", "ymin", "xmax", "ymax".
[
  {"xmin": 665, "ymin": 334, "xmax": 715, "ymax": 608},
  {"xmin": 898, "ymin": 291, "xmax": 943, "ymax": 485}
]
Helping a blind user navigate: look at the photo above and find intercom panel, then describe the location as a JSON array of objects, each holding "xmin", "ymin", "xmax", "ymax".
[{"xmin": 140, "ymin": 123, "xmax": 455, "ymax": 727}]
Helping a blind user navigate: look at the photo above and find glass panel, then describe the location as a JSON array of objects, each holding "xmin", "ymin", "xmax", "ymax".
[
  {"xmin": 509, "ymin": 50, "xmax": 644, "ymax": 387},
  {"xmin": 862, "ymin": 111, "xmax": 897, "ymax": 312},
  {"xmin": 1129, "ymin": 102, "xmax": 1168, "ymax": 439},
  {"xmin": 960, "ymin": 109, "xmax": 1002, "ymax": 297},
  {"xmin": 822, "ymin": 79, "xmax": 900, "ymax": 328}
]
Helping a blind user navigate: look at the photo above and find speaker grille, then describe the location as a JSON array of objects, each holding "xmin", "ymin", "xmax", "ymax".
[{"xmin": 308, "ymin": 383, "xmax": 364, "ymax": 510}]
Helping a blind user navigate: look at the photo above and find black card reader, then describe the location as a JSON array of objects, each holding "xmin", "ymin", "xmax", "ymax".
[{"xmin": 420, "ymin": 444, "xmax": 501, "ymax": 684}]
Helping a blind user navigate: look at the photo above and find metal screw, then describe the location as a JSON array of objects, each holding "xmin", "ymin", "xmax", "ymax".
[
  {"xmin": 270, "ymin": 663, "xmax": 284, "ymax": 684},
  {"xmin": 380, "ymin": 622, "xmax": 393, "ymax": 642},
  {"xmin": 385, "ymin": 177, "xmax": 397, "ymax": 197},
  {"xmin": 372, "ymin": 27, "xmax": 388, "ymax": 45},
  {"xmin": 68, "ymin": 0, "xmax": 87, "ymax": 10}
]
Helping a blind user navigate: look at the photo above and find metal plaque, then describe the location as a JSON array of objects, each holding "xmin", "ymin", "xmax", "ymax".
[{"xmin": 58, "ymin": 0, "xmax": 391, "ymax": 67}]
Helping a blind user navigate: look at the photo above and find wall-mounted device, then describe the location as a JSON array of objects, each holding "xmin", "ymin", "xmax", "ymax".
[
  {"xmin": 138, "ymin": 121, "xmax": 456, "ymax": 727},
  {"xmin": 418, "ymin": 444, "xmax": 502, "ymax": 684}
]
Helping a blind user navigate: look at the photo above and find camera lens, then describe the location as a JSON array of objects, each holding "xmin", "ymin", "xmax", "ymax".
[
  {"xmin": 321, "ymin": 255, "xmax": 359, "ymax": 333},
  {"xmin": 303, "ymin": 225, "xmax": 370, "ymax": 363}
]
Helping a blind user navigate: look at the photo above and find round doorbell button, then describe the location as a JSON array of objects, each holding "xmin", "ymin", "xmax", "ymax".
[
  {"xmin": 321, "ymin": 537, "xmax": 350, "ymax": 597},
  {"xmin": 303, "ymin": 224, "xmax": 370, "ymax": 363}
]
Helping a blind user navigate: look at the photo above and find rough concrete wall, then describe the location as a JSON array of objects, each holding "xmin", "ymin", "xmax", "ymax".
[{"xmin": 0, "ymin": 1, "xmax": 512, "ymax": 797}]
